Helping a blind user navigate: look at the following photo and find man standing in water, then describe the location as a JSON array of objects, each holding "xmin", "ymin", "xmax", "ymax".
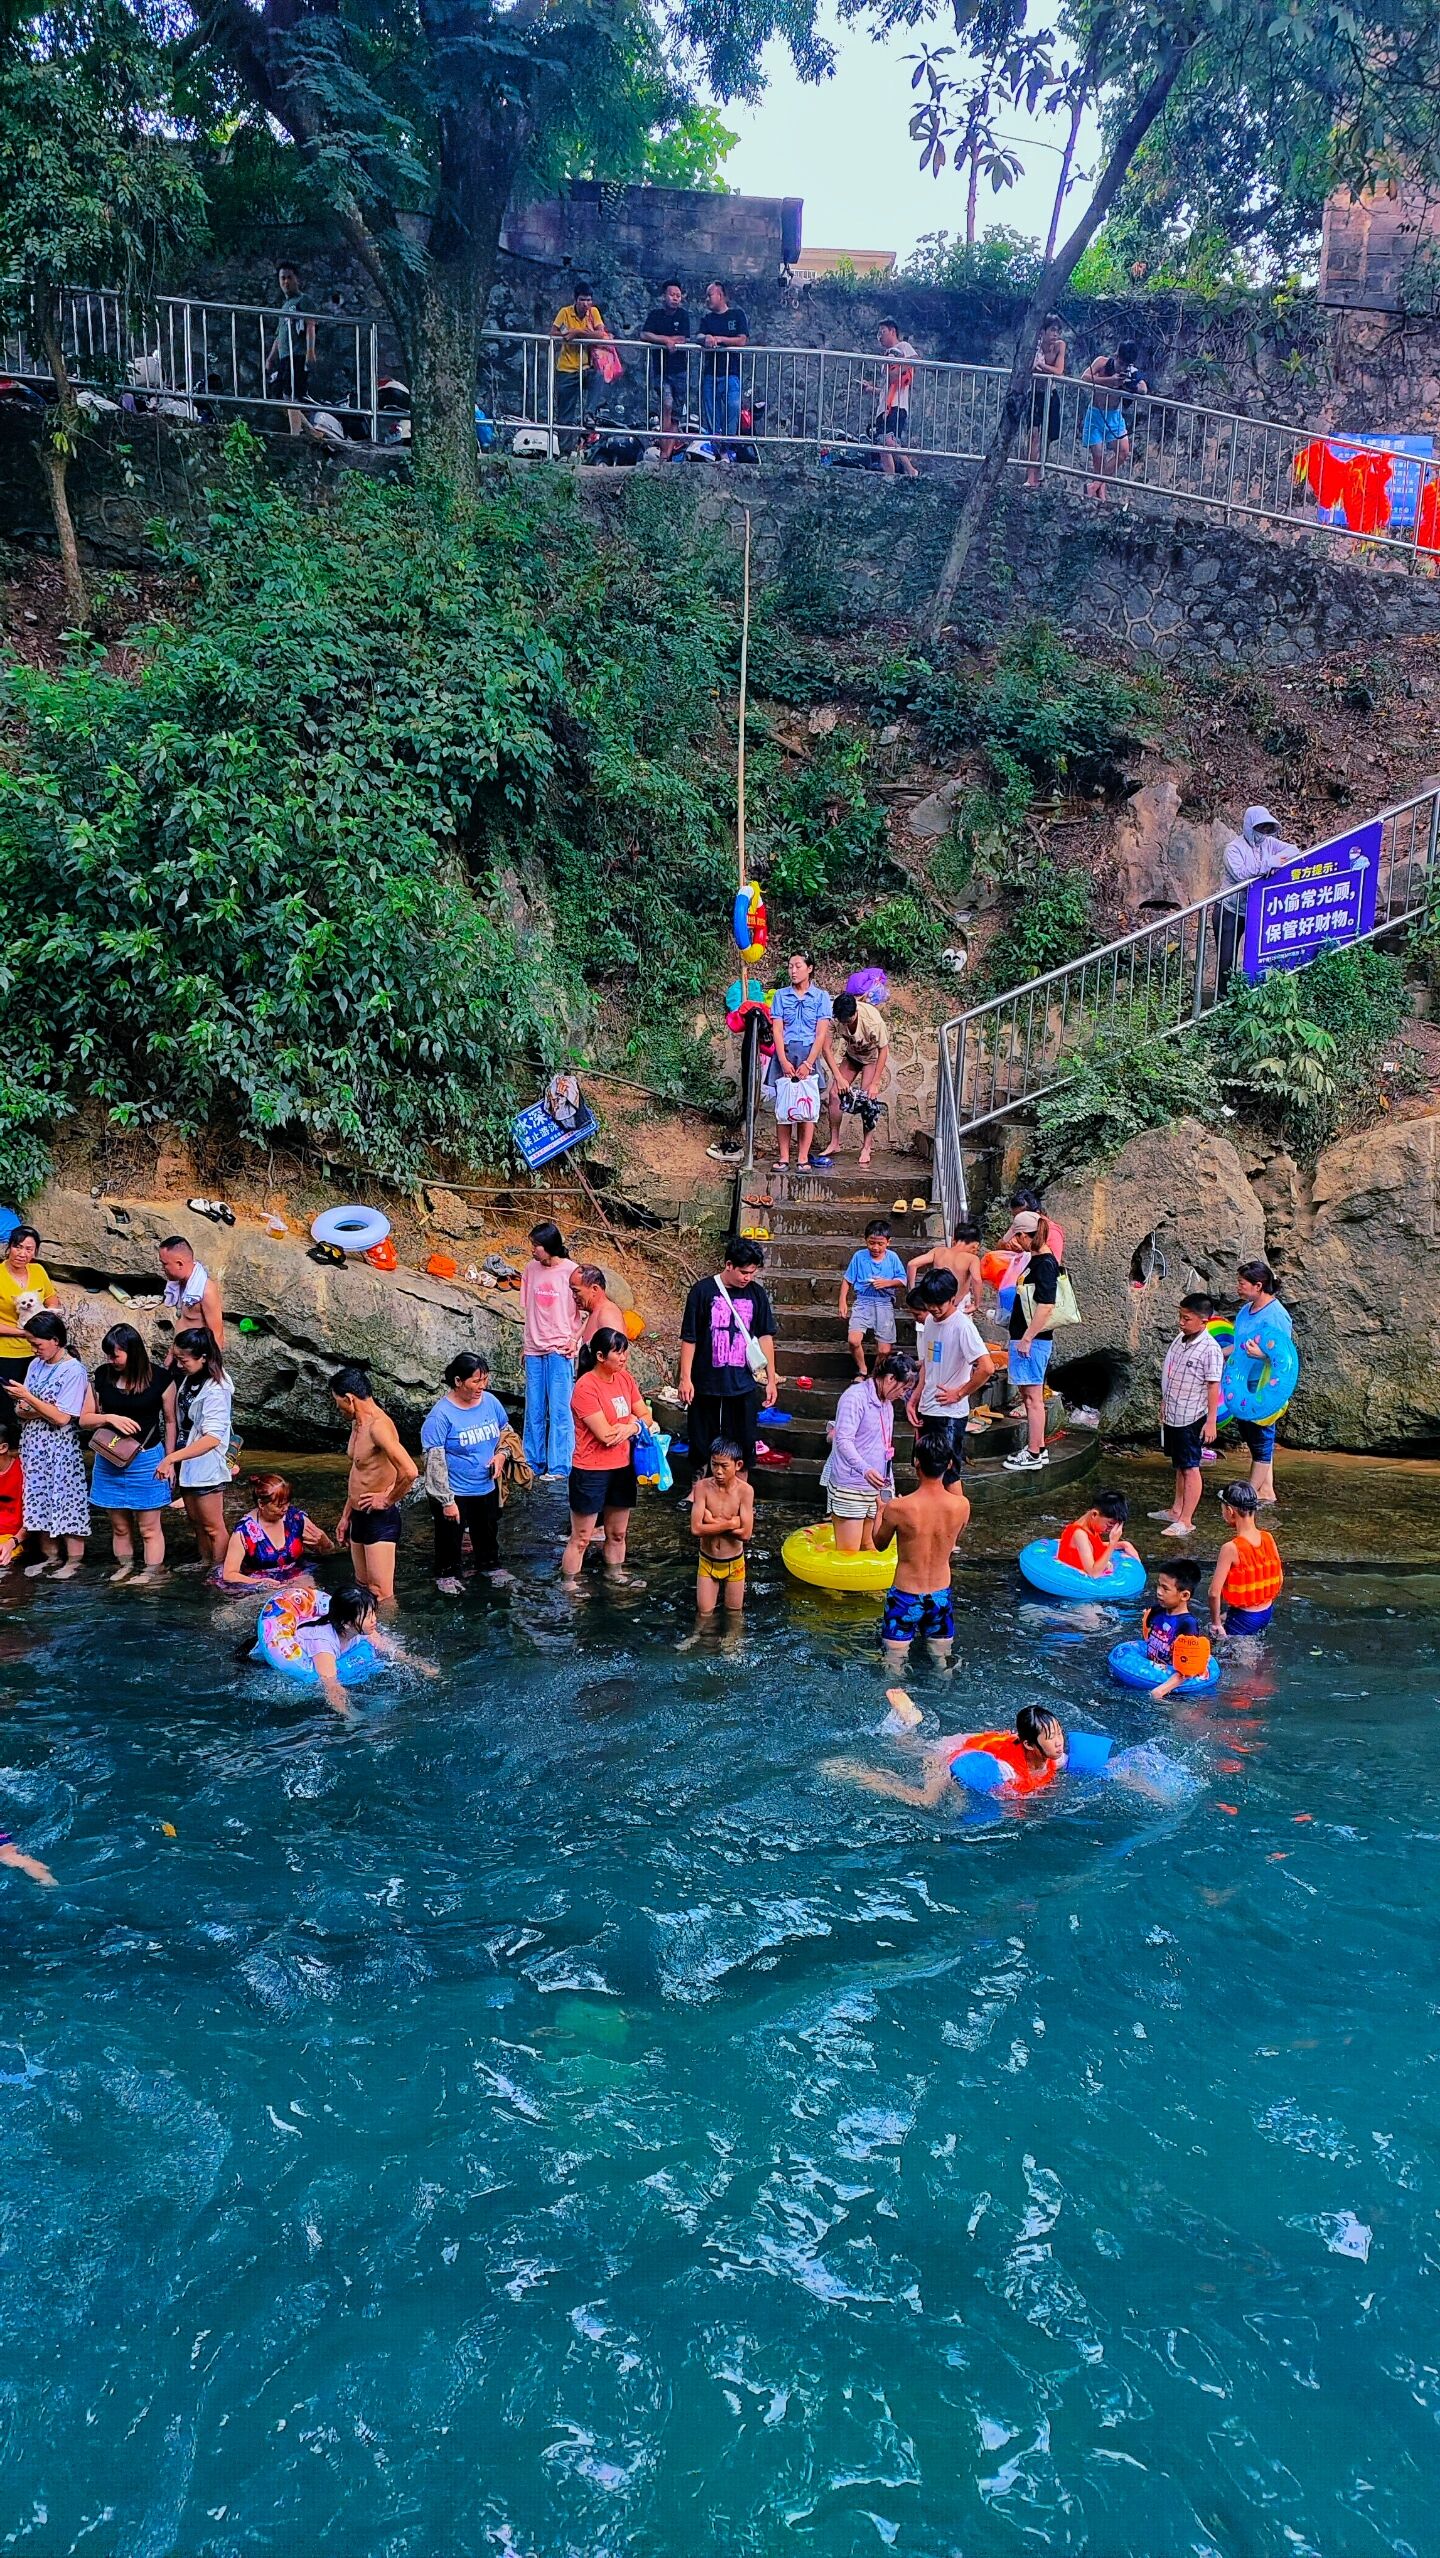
[
  {"xmin": 872, "ymin": 1429, "xmax": 971, "ymax": 1672},
  {"xmin": 331, "ymin": 1365, "xmax": 418, "ymax": 1609}
]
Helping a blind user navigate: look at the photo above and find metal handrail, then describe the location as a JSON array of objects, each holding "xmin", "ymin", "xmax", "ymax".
[
  {"xmin": 5, "ymin": 287, "xmax": 1439, "ymax": 566},
  {"xmin": 930, "ymin": 782, "xmax": 1440, "ymax": 1230}
]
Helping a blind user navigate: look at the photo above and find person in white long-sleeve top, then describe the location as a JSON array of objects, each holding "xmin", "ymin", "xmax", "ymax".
[{"xmin": 1214, "ymin": 804, "xmax": 1301, "ymax": 986}]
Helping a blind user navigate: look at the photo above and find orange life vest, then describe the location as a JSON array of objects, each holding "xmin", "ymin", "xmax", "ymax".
[
  {"xmin": 957, "ymin": 1730, "xmax": 1058, "ymax": 1795},
  {"xmin": 1057, "ymin": 1520, "xmax": 1099, "ymax": 1572},
  {"xmin": 1225, "ymin": 1529, "xmax": 1283, "ymax": 1612}
]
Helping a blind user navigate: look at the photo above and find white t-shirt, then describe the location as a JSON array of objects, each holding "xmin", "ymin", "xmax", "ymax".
[
  {"xmin": 178, "ymin": 1372, "xmax": 234, "ymax": 1487},
  {"xmin": 917, "ymin": 1307, "xmax": 988, "ymax": 1418}
]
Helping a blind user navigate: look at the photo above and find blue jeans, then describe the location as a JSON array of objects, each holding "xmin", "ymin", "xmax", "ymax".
[
  {"xmin": 702, "ymin": 375, "xmax": 742, "ymax": 442},
  {"xmin": 524, "ymin": 1352, "xmax": 575, "ymax": 1474}
]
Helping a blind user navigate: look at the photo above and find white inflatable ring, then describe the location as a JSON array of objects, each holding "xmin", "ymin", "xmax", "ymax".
[{"xmin": 310, "ymin": 1204, "xmax": 392, "ymax": 1253}]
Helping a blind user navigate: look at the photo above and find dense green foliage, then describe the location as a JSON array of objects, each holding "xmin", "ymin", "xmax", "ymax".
[
  {"xmin": 0, "ymin": 455, "xmax": 937, "ymax": 1188},
  {"xmin": 1027, "ymin": 1023, "xmax": 1219, "ymax": 1185},
  {"xmin": 1213, "ymin": 943, "xmax": 1413, "ymax": 1151}
]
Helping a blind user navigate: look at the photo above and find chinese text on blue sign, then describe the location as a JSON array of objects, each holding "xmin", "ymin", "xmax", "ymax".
[{"xmin": 1242, "ymin": 820, "xmax": 1381, "ymax": 982}]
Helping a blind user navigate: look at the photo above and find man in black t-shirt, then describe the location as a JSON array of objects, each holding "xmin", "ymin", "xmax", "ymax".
[
  {"xmin": 640, "ymin": 278, "xmax": 691, "ymax": 448},
  {"xmin": 696, "ymin": 280, "xmax": 749, "ymax": 457},
  {"xmin": 678, "ymin": 1235, "xmax": 777, "ymax": 1475}
]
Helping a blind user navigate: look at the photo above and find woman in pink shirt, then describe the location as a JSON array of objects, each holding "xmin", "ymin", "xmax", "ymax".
[{"xmin": 520, "ymin": 1221, "xmax": 579, "ymax": 1477}]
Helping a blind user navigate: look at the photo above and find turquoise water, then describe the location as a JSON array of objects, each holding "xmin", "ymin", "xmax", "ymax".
[{"xmin": 2, "ymin": 1484, "xmax": 1438, "ymax": 2557}]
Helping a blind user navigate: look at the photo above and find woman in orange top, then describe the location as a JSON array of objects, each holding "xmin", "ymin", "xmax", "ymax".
[
  {"xmin": 1210, "ymin": 1481, "xmax": 1284, "ymax": 1635},
  {"xmin": 561, "ymin": 1328, "xmax": 651, "ymax": 1589}
]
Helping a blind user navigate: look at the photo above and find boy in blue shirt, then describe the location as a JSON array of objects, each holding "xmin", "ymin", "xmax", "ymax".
[
  {"xmin": 1141, "ymin": 1559, "xmax": 1208, "ymax": 1700},
  {"xmin": 840, "ymin": 1219, "xmax": 909, "ymax": 1378}
]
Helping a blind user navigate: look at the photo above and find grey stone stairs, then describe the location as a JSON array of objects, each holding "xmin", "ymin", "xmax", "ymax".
[{"xmin": 677, "ymin": 1145, "xmax": 1099, "ymax": 1505}]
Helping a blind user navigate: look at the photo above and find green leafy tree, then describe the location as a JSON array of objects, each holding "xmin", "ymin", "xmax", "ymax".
[
  {"xmin": 860, "ymin": 0, "xmax": 1440, "ymax": 638},
  {"xmin": 0, "ymin": 1, "xmax": 202, "ymax": 623},
  {"xmin": 568, "ymin": 97, "xmax": 739, "ymax": 188},
  {"xmin": 185, "ymin": 0, "xmax": 829, "ymax": 479}
]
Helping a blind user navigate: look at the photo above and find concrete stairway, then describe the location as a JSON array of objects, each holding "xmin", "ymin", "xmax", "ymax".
[{"xmin": 721, "ymin": 1144, "xmax": 1098, "ymax": 1506}]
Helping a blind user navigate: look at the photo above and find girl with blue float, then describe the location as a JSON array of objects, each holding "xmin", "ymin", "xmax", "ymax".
[
  {"xmin": 252, "ymin": 1583, "xmax": 436, "ymax": 1717},
  {"xmin": 1227, "ymin": 1259, "xmax": 1298, "ymax": 1509}
]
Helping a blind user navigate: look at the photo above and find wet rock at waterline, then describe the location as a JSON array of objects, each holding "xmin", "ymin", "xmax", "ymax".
[{"xmin": 30, "ymin": 1187, "xmax": 522, "ymax": 1446}]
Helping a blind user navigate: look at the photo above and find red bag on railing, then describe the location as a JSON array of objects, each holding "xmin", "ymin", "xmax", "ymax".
[
  {"xmin": 591, "ymin": 343, "xmax": 623, "ymax": 386},
  {"xmin": 1417, "ymin": 476, "xmax": 1440, "ymax": 557},
  {"xmin": 1298, "ymin": 438, "xmax": 1351, "ymax": 508}
]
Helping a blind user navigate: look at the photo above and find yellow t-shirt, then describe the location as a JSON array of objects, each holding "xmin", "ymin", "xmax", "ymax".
[
  {"xmin": 0, "ymin": 1258, "xmax": 54, "ymax": 1357},
  {"xmin": 553, "ymin": 305, "xmax": 607, "ymax": 374}
]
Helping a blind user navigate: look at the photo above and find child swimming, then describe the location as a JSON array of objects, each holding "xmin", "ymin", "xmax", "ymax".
[
  {"xmin": 1210, "ymin": 1481, "xmax": 1284, "ymax": 1637},
  {"xmin": 1055, "ymin": 1491, "xmax": 1140, "ymax": 1579},
  {"xmin": 829, "ymin": 1703, "xmax": 1066, "ymax": 1807},
  {"xmin": 687, "ymin": 1440, "xmax": 754, "ymax": 1634},
  {"xmin": 1141, "ymin": 1558, "xmax": 1211, "ymax": 1700},
  {"xmin": 282, "ymin": 1585, "xmax": 432, "ymax": 1719}
]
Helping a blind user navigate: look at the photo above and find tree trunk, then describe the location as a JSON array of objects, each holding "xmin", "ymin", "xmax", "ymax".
[
  {"xmin": 398, "ymin": 110, "xmax": 525, "ymax": 490},
  {"xmin": 1045, "ymin": 92, "xmax": 1086, "ymax": 262},
  {"xmin": 37, "ymin": 306, "xmax": 89, "ymax": 626},
  {"xmin": 927, "ymin": 45, "xmax": 1192, "ymax": 646}
]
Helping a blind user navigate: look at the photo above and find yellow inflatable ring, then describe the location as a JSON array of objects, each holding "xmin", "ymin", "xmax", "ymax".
[{"xmin": 781, "ymin": 1520, "xmax": 896, "ymax": 1594}]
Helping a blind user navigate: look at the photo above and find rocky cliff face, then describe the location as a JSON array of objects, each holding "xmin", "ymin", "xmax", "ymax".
[
  {"xmin": 32, "ymin": 1189, "xmax": 525, "ymax": 1445},
  {"xmin": 1045, "ymin": 1109, "xmax": 1440, "ymax": 1453}
]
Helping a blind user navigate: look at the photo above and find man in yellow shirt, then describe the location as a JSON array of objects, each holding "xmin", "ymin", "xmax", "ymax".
[
  {"xmin": 550, "ymin": 283, "xmax": 609, "ymax": 452},
  {"xmin": 826, "ymin": 991, "xmax": 890, "ymax": 1168},
  {"xmin": 0, "ymin": 1223, "xmax": 56, "ymax": 1383}
]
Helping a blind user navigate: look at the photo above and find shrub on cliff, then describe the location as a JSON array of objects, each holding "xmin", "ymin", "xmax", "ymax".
[{"xmin": 2, "ymin": 452, "xmax": 909, "ymax": 1186}]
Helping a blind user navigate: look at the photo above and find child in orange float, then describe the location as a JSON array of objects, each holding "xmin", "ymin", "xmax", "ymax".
[
  {"xmin": 829, "ymin": 1703, "xmax": 1066, "ymax": 1807},
  {"xmin": 1210, "ymin": 1481, "xmax": 1284, "ymax": 1637},
  {"xmin": 1056, "ymin": 1490, "xmax": 1140, "ymax": 1579}
]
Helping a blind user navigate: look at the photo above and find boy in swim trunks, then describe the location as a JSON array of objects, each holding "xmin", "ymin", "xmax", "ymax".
[
  {"xmin": 905, "ymin": 1218, "xmax": 984, "ymax": 1318},
  {"xmin": 687, "ymin": 1439, "xmax": 754, "ymax": 1631},
  {"xmin": 829, "ymin": 1702, "xmax": 1065, "ymax": 1807},
  {"xmin": 331, "ymin": 1365, "xmax": 419, "ymax": 1610},
  {"xmin": 1209, "ymin": 1480, "xmax": 1284, "ymax": 1638},
  {"xmin": 1056, "ymin": 1490, "xmax": 1140, "ymax": 1578},
  {"xmin": 873, "ymin": 1430, "xmax": 970, "ymax": 1671},
  {"xmin": 1141, "ymin": 1559, "xmax": 1210, "ymax": 1700}
]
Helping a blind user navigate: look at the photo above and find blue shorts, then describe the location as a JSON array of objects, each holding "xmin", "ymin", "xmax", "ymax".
[
  {"xmin": 1082, "ymin": 404, "xmax": 1128, "ymax": 447},
  {"xmin": 881, "ymin": 1585, "xmax": 954, "ymax": 1647},
  {"xmin": 1225, "ymin": 1603, "xmax": 1273, "ymax": 1635},
  {"xmin": 1008, "ymin": 1337, "xmax": 1054, "ymax": 1389},
  {"xmin": 1237, "ymin": 1419, "xmax": 1276, "ymax": 1464},
  {"xmin": 1163, "ymin": 1421, "xmax": 1206, "ymax": 1472}
]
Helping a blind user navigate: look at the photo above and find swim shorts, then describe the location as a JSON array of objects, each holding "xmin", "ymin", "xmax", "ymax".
[
  {"xmin": 698, "ymin": 1552, "xmax": 746, "ymax": 1584},
  {"xmin": 1162, "ymin": 1422, "xmax": 1206, "ymax": 1472},
  {"xmin": 349, "ymin": 1504, "xmax": 402, "ymax": 1546},
  {"xmin": 1224, "ymin": 1603, "xmax": 1273, "ymax": 1635},
  {"xmin": 568, "ymin": 1462, "xmax": 638, "ymax": 1519},
  {"xmin": 881, "ymin": 1584, "xmax": 955, "ymax": 1647}
]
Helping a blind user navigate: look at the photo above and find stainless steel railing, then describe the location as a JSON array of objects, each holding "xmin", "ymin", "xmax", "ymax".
[
  {"xmin": 6, "ymin": 290, "xmax": 1439, "ymax": 567},
  {"xmin": 930, "ymin": 783, "xmax": 1440, "ymax": 1230}
]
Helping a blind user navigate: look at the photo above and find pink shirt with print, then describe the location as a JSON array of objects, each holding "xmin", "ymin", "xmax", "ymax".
[{"xmin": 521, "ymin": 1256, "xmax": 579, "ymax": 1356}]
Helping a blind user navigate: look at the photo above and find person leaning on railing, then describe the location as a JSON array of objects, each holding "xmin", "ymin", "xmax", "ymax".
[
  {"xmin": 640, "ymin": 279, "xmax": 691, "ymax": 455},
  {"xmin": 1212, "ymin": 804, "xmax": 1301, "ymax": 987},
  {"xmin": 550, "ymin": 283, "xmax": 612, "ymax": 453}
]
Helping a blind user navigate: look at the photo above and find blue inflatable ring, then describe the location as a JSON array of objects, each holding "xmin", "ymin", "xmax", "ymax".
[
  {"xmin": 1108, "ymin": 1637, "xmax": 1220, "ymax": 1697},
  {"xmin": 1019, "ymin": 1538, "xmax": 1147, "ymax": 1603},
  {"xmin": 1218, "ymin": 1311, "xmax": 1299, "ymax": 1428},
  {"xmin": 310, "ymin": 1204, "xmax": 392, "ymax": 1254},
  {"xmin": 253, "ymin": 1596, "xmax": 380, "ymax": 1688}
]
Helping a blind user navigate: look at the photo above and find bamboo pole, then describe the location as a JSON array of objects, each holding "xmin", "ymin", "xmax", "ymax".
[{"xmin": 736, "ymin": 506, "xmax": 751, "ymax": 891}]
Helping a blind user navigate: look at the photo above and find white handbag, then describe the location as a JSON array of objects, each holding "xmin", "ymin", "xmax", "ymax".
[{"xmin": 775, "ymin": 1073, "xmax": 820, "ymax": 1123}]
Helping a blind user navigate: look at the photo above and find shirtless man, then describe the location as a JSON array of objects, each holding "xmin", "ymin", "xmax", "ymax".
[
  {"xmin": 685, "ymin": 1439, "xmax": 754, "ymax": 1637},
  {"xmin": 570, "ymin": 1264, "xmax": 627, "ymax": 1350},
  {"xmin": 905, "ymin": 1218, "xmax": 984, "ymax": 1318},
  {"xmin": 873, "ymin": 1430, "xmax": 971, "ymax": 1671},
  {"xmin": 157, "ymin": 1237, "xmax": 226, "ymax": 1352},
  {"xmin": 330, "ymin": 1364, "xmax": 418, "ymax": 1608}
]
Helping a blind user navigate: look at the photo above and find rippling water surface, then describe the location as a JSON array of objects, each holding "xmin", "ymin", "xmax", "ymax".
[{"xmin": 1, "ymin": 1476, "xmax": 1436, "ymax": 2556}]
